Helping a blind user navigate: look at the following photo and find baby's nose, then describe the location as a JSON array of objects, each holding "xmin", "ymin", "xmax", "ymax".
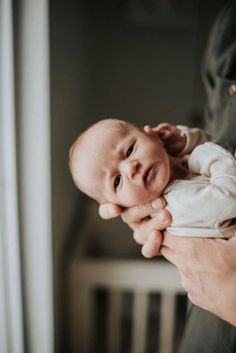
[{"xmin": 122, "ymin": 160, "xmax": 140, "ymax": 178}]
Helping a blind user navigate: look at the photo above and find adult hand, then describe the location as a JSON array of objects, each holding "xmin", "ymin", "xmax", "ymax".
[
  {"xmin": 161, "ymin": 231, "xmax": 236, "ymax": 326},
  {"xmin": 98, "ymin": 203, "xmax": 123, "ymax": 220},
  {"xmin": 99, "ymin": 197, "xmax": 172, "ymax": 258}
]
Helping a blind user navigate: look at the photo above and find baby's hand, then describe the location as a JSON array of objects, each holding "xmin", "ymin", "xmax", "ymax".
[{"xmin": 144, "ymin": 123, "xmax": 186, "ymax": 156}]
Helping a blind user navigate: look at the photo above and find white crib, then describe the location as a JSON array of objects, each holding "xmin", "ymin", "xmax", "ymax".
[{"xmin": 68, "ymin": 258, "xmax": 186, "ymax": 353}]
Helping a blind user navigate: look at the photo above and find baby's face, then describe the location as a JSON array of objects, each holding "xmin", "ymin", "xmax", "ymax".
[{"xmin": 74, "ymin": 122, "xmax": 170, "ymax": 207}]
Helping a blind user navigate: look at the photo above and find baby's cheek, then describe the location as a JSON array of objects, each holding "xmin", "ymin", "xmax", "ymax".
[{"xmin": 120, "ymin": 188, "xmax": 153, "ymax": 207}]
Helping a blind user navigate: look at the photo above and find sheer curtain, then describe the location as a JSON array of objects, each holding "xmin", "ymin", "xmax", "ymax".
[{"xmin": 0, "ymin": 1, "xmax": 54, "ymax": 352}]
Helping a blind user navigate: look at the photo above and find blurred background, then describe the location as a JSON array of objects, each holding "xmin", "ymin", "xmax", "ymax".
[{"xmin": 0, "ymin": 0, "xmax": 226, "ymax": 353}]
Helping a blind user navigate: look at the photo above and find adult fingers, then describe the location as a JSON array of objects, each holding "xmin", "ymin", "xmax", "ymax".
[
  {"xmin": 162, "ymin": 231, "xmax": 197, "ymax": 251},
  {"xmin": 121, "ymin": 197, "xmax": 169, "ymax": 224},
  {"xmin": 141, "ymin": 230, "xmax": 163, "ymax": 258},
  {"xmin": 161, "ymin": 234, "xmax": 201, "ymax": 276},
  {"xmin": 162, "ymin": 231, "xmax": 181, "ymax": 249},
  {"xmin": 162, "ymin": 231, "xmax": 215, "ymax": 262},
  {"xmin": 228, "ymin": 231, "xmax": 236, "ymax": 244},
  {"xmin": 161, "ymin": 246, "xmax": 193, "ymax": 282},
  {"xmin": 160, "ymin": 235, "xmax": 189, "ymax": 270},
  {"xmin": 160, "ymin": 245, "xmax": 179, "ymax": 267},
  {"xmin": 133, "ymin": 210, "xmax": 171, "ymax": 245},
  {"xmin": 99, "ymin": 203, "xmax": 122, "ymax": 219}
]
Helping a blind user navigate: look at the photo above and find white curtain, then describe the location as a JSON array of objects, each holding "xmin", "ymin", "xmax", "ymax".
[
  {"xmin": 0, "ymin": 1, "xmax": 24, "ymax": 352},
  {"xmin": 0, "ymin": 1, "xmax": 54, "ymax": 353}
]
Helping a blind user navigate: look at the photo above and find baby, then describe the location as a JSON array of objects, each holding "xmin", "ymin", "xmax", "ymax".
[{"xmin": 69, "ymin": 118, "xmax": 236, "ymax": 238}]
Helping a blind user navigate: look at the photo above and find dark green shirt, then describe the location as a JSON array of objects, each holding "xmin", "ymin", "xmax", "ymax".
[
  {"xmin": 203, "ymin": 1, "xmax": 236, "ymax": 150},
  {"xmin": 178, "ymin": 2, "xmax": 236, "ymax": 353}
]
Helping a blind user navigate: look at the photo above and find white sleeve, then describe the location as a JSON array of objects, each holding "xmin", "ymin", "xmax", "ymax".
[
  {"xmin": 165, "ymin": 142, "xmax": 236, "ymax": 238},
  {"xmin": 177, "ymin": 125, "xmax": 211, "ymax": 156},
  {"xmin": 189, "ymin": 142, "xmax": 236, "ymax": 196}
]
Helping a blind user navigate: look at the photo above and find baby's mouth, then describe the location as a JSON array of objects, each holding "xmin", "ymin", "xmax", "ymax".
[{"xmin": 144, "ymin": 165, "xmax": 154, "ymax": 185}]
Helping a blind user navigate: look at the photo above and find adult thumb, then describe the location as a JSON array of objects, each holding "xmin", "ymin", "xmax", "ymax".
[
  {"xmin": 98, "ymin": 203, "xmax": 122, "ymax": 219},
  {"xmin": 228, "ymin": 230, "xmax": 236, "ymax": 244}
]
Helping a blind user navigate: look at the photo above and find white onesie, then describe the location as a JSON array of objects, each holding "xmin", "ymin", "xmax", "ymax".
[{"xmin": 164, "ymin": 142, "xmax": 236, "ymax": 238}]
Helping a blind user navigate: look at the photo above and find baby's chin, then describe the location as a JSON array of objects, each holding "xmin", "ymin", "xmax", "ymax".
[{"xmin": 120, "ymin": 194, "xmax": 161, "ymax": 208}]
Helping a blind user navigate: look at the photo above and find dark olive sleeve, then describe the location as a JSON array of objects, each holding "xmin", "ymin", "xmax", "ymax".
[{"xmin": 202, "ymin": 1, "xmax": 236, "ymax": 150}]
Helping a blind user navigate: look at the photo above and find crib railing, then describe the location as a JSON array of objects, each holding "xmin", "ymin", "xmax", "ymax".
[{"xmin": 68, "ymin": 259, "xmax": 186, "ymax": 353}]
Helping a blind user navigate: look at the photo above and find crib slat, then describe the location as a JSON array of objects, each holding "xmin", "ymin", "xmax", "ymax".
[
  {"xmin": 107, "ymin": 290, "xmax": 122, "ymax": 353},
  {"xmin": 159, "ymin": 293, "xmax": 175, "ymax": 353},
  {"xmin": 76, "ymin": 286, "xmax": 93, "ymax": 353},
  {"xmin": 70, "ymin": 260, "xmax": 184, "ymax": 353},
  {"xmin": 132, "ymin": 291, "xmax": 148, "ymax": 353}
]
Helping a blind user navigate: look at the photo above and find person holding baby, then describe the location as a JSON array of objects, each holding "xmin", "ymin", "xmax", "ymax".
[{"xmin": 69, "ymin": 1, "xmax": 236, "ymax": 352}]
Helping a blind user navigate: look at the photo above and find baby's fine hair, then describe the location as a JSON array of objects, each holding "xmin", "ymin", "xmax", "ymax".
[{"xmin": 69, "ymin": 118, "xmax": 137, "ymax": 201}]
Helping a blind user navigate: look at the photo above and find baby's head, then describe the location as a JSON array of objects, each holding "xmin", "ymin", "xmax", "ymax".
[{"xmin": 69, "ymin": 118, "xmax": 170, "ymax": 207}]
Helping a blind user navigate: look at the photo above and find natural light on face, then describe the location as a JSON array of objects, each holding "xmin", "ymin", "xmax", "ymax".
[{"xmin": 75, "ymin": 120, "xmax": 170, "ymax": 207}]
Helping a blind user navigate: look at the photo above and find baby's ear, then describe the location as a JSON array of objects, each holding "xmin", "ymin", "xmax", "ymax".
[
  {"xmin": 143, "ymin": 125, "xmax": 164, "ymax": 145},
  {"xmin": 143, "ymin": 125, "xmax": 157, "ymax": 136}
]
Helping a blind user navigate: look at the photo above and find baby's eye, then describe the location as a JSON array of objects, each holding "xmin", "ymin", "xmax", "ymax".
[
  {"xmin": 126, "ymin": 143, "xmax": 134, "ymax": 157},
  {"xmin": 114, "ymin": 175, "xmax": 121, "ymax": 189}
]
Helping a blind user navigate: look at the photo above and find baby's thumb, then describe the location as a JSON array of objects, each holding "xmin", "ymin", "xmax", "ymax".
[{"xmin": 98, "ymin": 203, "xmax": 122, "ymax": 219}]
